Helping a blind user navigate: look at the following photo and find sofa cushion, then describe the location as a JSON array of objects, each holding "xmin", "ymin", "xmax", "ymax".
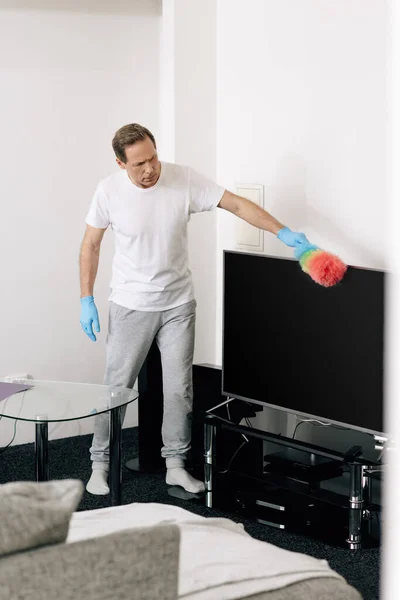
[
  {"xmin": 0, "ymin": 479, "xmax": 83, "ymax": 557},
  {"xmin": 0, "ymin": 524, "xmax": 180, "ymax": 600}
]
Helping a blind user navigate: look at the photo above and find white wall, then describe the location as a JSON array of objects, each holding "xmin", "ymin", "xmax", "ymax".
[
  {"xmin": 0, "ymin": 0, "xmax": 161, "ymax": 445},
  {"xmin": 216, "ymin": 0, "xmax": 388, "ymax": 436}
]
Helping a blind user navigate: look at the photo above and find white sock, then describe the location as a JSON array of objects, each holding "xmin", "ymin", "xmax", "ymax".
[
  {"xmin": 86, "ymin": 467, "xmax": 110, "ymax": 495},
  {"xmin": 166, "ymin": 467, "xmax": 205, "ymax": 494}
]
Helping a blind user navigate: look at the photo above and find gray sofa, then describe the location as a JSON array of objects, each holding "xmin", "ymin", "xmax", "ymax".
[
  {"xmin": 0, "ymin": 524, "xmax": 180, "ymax": 600},
  {"xmin": 0, "ymin": 480, "xmax": 362, "ymax": 600}
]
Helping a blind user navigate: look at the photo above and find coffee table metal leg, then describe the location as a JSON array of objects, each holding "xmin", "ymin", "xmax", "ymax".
[
  {"xmin": 35, "ymin": 422, "xmax": 49, "ymax": 481},
  {"xmin": 109, "ymin": 406, "xmax": 122, "ymax": 506}
]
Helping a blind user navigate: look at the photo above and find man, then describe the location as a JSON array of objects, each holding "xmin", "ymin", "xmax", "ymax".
[{"xmin": 80, "ymin": 123, "xmax": 308, "ymax": 495}]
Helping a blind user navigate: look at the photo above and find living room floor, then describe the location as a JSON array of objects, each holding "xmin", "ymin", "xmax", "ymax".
[{"xmin": 0, "ymin": 427, "xmax": 380, "ymax": 600}]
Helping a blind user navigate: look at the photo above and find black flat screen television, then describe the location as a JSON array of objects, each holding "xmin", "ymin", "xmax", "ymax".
[{"xmin": 222, "ymin": 250, "xmax": 385, "ymax": 436}]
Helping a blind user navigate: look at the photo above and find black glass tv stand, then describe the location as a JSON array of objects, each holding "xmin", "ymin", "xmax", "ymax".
[{"xmin": 203, "ymin": 411, "xmax": 381, "ymax": 550}]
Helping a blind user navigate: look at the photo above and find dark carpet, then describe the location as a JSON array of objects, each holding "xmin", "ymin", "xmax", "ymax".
[{"xmin": 0, "ymin": 427, "xmax": 380, "ymax": 600}]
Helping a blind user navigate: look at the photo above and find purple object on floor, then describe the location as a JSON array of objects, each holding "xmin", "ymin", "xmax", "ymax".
[{"xmin": 0, "ymin": 382, "xmax": 32, "ymax": 403}]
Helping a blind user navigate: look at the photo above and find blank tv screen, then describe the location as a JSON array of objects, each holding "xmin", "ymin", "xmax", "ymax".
[{"xmin": 222, "ymin": 251, "xmax": 385, "ymax": 435}]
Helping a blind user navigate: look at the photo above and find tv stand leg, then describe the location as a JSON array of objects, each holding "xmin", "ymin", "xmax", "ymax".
[
  {"xmin": 346, "ymin": 463, "xmax": 364, "ymax": 549},
  {"xmin": 204, "ymin": 416, "xmax": 217, "ymax": 508}
]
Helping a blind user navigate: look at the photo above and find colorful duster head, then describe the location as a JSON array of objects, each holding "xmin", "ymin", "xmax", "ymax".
[{"xmin": 294, "ymin": 242, "xmax": 347, "ymax": 287}]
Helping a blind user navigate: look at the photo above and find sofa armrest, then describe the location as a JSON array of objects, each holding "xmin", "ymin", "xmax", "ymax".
[{"xmin": 0, "ymin": 523, "xmax": 180, "ymax": 600}]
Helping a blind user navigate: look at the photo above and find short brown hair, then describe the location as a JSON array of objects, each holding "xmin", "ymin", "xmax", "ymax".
[{"xmin": 112, "ymin": 123, "xmax": 157, "ymax": 163}]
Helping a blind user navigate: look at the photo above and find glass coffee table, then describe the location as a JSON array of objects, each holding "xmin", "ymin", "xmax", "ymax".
[{"xmin": 0, "ymin": 379, "xmax": 138, "ymax": 506}]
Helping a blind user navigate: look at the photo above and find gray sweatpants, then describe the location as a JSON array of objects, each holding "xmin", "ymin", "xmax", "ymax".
[{"xmin": 90, "ymin": 299, "xmax": 196, "ymax": 470}]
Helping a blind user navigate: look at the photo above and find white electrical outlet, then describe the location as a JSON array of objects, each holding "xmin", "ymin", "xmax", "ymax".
[{"xmin": 235, "ymin": 183, "xmax": 264, "ymax": 252}]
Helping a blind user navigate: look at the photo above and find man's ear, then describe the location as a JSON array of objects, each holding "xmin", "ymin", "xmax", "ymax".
[{"xmin": 116, "ymin": 157, "xmax": 126, "ymax": 170}]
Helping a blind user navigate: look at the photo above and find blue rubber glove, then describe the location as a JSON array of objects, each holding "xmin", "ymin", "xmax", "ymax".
[
  {"xmin": 277, "ymin": 226, "xmax": 309, "ymax": 248},
  {"xmin": 80, "ymin": 296, "xmax": 100, "ymax": 342}
]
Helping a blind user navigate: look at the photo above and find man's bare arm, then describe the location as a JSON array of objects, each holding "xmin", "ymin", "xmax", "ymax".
[{"xmin": 79, "ymin": 225, "xmax": 107, "ymax": 298}]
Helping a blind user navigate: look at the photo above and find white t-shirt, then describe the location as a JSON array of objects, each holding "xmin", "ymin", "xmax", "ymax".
[{"xmin": 85, "ymin": 161, "xmax": 225, "ymax": 311}]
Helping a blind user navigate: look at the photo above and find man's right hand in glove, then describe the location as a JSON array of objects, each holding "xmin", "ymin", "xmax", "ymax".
[{"xmin": 80, "ymin": 296, "xmax": 100, "ymax": 342}]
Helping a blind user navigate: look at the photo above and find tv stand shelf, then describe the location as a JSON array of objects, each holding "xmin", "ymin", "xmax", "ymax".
[
  {"xmin": 203, "ymin": 413, "xmax": 381, "ymax": 550},
  {"xmin": 264, "ymin": 447, "xmax": 344, "ymax": 484}
]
